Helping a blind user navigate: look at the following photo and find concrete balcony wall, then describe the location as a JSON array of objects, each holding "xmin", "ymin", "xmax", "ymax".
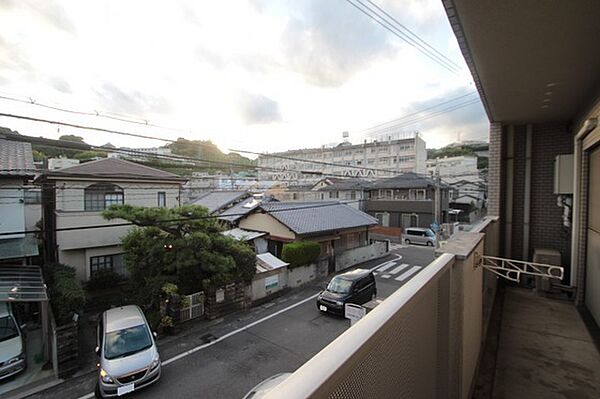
[
  {"xmin": 264, "ymin": 218, "xmax": 497, "ymax": 399},
  {"xmin": 56, "ymin": 211, "xmax": 131, "ymax": 250}
]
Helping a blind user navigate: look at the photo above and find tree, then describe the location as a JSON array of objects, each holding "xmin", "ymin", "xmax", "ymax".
[
  {"xmin": 102, "ymin": 205, "xmax": 256, "ymax": 306},
  {"xmin": 59, "ymin": 134, "xmax": 85, "ymax": 143}
]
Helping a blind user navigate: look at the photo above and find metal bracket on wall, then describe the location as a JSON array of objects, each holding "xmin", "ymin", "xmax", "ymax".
[{"xmin": 482, "ymin": 255, "xmax": 564, "ymax": 283}]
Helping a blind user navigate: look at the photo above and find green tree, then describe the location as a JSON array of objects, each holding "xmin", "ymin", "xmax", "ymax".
[
  {"xmin": 102, "ymin": 205, "xmax": 256, "ymax": 306},
  {"xmin": 59, "ymin": 134, "xmax": 86, "ymax": 143}
]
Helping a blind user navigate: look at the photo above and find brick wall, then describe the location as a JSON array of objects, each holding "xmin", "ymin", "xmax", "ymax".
[
  {"xmin": 487, "ymin": 123, "xmax": 503, "ymax": 217},
  {"xmin": 529, "ymin": 123, "xmax": 573, "ymax": 262},
  {"xmin": 510, "ymin": 126, "xmax": 527, "ymax": 259}
]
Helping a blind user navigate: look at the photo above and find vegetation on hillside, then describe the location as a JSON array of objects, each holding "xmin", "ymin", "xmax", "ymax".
[{"xmin": 427, "ymin": 143, "xmax": 489, "ymax": 169}]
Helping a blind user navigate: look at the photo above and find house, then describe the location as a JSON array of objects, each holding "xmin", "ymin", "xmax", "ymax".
[
  {"xmin": 0, "ymin": 139, "xmax": 39, "ymax": 265},
  {"xmin": 364, "ymin": 172, "xmax": 450, "ymax": 229},
  {"xmin": 238, "ymin": 201, "xmax": 378, "ymax": 259},
  {"xmin": 187, "ymin": 190, "xmax": 249, "ymax": 215},
  {"xmin": 218, "ymin": 193, "xmax": 276, "ymax": 227},
  {"xmin": 36, "ymin": 157, "xmax": 186, "ymax": 281},
  {"xmin": 269, "ymin": 178, "xmax": 371, "ymax": 210},
  {"xmin": 221, "ymin": 227, "xmax": 268, "ymax": 253}
]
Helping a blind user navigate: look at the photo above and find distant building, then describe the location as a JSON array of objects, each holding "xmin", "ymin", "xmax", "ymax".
[
  {"xmin": 257, "ymin": 133, "xmax": 427, "ymax": 182},
  {"xmin": 48, "ymin": 157, "xmax": 80, "ymax": 170},
  {"xmin": 108, "ymin": 146, "xmax": 173, "ymax": 161},
  {"xmin": 426, "ymin": 155, "xmax": 478, "ymax": 178}
]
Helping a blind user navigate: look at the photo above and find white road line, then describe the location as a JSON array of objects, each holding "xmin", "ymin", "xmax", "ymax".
[
  {"xmin": 77, "ymin": 292, "xmax": 320, "ymax": 399},
  {"xmin": 375, "ymin": 261, "xmax": 397, "ymax": 272},
  {"xmin": 388, "ymin": 263, "xmax": 410, "ymax": 275},
  {"xmin": 396, "ymin": 266, "xmax": 422, "ymax": 282}
]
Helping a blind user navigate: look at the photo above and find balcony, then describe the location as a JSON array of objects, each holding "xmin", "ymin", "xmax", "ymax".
[{"xmin": 263, "ymin": 217, "xmax": 600, "ymax": 399}]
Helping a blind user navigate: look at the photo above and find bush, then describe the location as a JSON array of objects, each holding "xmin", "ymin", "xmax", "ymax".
[
  {"xmin": 87, "ymin": 269, "xmax": 122, "ymax": 291},
  {"xmin": 281, "ymin": 241, "xmax": 321, "ymax": 269},
  {"xmin": 46, "ymin": 263, "xmax": 86, "ymax": 325}
]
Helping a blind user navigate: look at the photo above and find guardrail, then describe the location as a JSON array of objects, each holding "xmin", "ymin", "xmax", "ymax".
[{"xmin": 265, "ymin": 220, "xmax": 494, "ymax": 399}]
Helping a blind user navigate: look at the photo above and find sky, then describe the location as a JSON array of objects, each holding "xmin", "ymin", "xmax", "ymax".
[{"xmin": 0, "ymin": 0, "xmax": 488, "ymax": 157}]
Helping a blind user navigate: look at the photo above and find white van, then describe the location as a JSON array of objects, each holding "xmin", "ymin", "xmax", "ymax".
[
  {"xmin": 0, "ymin": 302, "xmax": 26, "ymax": 380},
  {"xmin": 403, "ymin": 227, "xmax": 437, "ymax": 247}
]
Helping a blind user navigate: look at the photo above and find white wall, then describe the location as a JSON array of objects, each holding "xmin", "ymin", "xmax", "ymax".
[
  {"xmin": 334, "ymin": 242, "xmax": 387, "ymax": 271},
  {"xmin": 0, "ymin": 179, "xmax": 25, "ymax": 239}
]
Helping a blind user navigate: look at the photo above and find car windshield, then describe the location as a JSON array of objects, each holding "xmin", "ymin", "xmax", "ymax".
[
  {"xmin": 327, "ymin": 277, "xmax": 353, "ymax": 294},
  {"xmin": 426, "ymin": 230, "xmax": 435, "ymax": 237},
  {"xmin": 104, "ymin": 324, "xmax": 152, "ymax": 360},
  {"xmin": 0, "ymin": 315, "xmax": 19, "ymax": 342}
]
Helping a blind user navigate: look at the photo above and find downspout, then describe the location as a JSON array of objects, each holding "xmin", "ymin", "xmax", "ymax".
[
  {"xmin": 571, "ymin": 118, "xmax": 598, "ymax": 288},
  {"xmin": 522, "ymin": 125, "xmax": 532, "ymax": 260},
  {"xmin": 504, "ymin": 125, "xmax": 515, "ymax": 258}
]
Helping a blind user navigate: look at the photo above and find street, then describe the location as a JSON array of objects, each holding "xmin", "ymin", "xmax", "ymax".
[{"xmin": 30, "ymin": 245, "xmax": 435, "ymax": 399}]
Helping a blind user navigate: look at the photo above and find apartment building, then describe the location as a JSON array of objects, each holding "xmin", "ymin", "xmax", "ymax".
[
  {"xmin": 258, "ymin": 134, "xmax": 427, "ymax": 182},
  {"xmin": 37, "ymin": 157, "xmax": 186, "ymax": 281}
]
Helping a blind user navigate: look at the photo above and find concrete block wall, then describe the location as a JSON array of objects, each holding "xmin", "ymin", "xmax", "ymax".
[{"xmin": 487, "ymin": 122, "xmax": 503, "ymax": 217}]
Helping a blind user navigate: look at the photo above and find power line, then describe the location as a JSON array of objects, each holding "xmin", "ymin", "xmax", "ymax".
[{"xmin": 345, "ymin": 0, "xmax": 459, "ymax": 73}]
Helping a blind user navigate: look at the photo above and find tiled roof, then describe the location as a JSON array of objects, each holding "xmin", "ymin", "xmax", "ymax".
[
  {"xmin": 0, "ymin": 139, "xmax": 35, "ymax": 177},
  {"xmin": 256, "ymin": 252, "xmax": 289, "ymax": 273},
  {"xmin": 43, "ymin": 157, "xmax": 184, "ymax": 181},
  {"xmin": 222, "ymin": 228, "xmax": 266, "ymax": 241},
  {"xmin": 318, "ymin": 178, "xmax": 372, "ymax": 191},
  {"xmin": 218, "ymin": 196, "xmax": 276, "ymax": 223},
  {"xmin": 189, "ymin": 190, "xmax": 249, "ymax": 214},
  {"xmin": 260, "ymin": 201, "xmax": 377, "ymax": 235},
  {"xmin": 368, "ymin": 173, "xmax": 449, "ymax": 189}
]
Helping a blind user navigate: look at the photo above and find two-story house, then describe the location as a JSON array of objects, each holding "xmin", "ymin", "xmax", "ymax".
[
  {"xmin": 0, "ymin": 139, "xmax": 39, "ymax": 265},
  {"xmin": 36, "ymin": 158, "xmax": 186, "ymax": 281},
  {"xmin": 364, "ymin": 172, "xmax": 450, "ymax": 229}
]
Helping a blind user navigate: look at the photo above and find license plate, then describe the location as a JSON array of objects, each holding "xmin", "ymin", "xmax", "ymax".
[
  {"xmin": 117, "ymin": 383, "xmax": 135, "ymax": 396},
  {"xmin": 319, "ymin": 305, "xmax": 327, "ymax": 312}
]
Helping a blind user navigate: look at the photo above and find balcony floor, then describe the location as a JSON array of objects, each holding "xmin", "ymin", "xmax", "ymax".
[{"xmin": 492, "ymin": 286, "xmax": 600, "ymax": 399}]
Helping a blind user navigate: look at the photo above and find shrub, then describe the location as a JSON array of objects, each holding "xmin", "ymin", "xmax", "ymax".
[
  {"xmin": 281, "ymin": 241, "xmax": 321, "ymax": 269},
  {"xmin": 46, "ymin": 263, "xmax": 86, "ymax": 325},
  {"xmin": 87, "ymin": 269, "xmax": 122, "ymax": 291}
]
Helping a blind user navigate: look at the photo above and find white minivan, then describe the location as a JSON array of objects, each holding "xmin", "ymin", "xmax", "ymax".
[
  {"xmin": 403, "ymin": 227, "xmax": 437, "ymax": 247},
  {"xmin": 0, "ymin": 302, "xmax": 26, "ymax": 380},
  {"xmin": 95, "ymin": 305, "xmax": 161, "ymax": 398}
]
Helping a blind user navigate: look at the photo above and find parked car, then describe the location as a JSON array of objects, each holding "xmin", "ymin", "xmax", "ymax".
[
  {"xmin": 403, "ymin": 227, "xmax": 436, "ymax": 246},
  {"xmin": 242, "ymin": 372, "xmax": 292, "ymax": 399},
  {"xmin": 0, "ymin": 302, "xmax": 26, "ymax": 381},
  {"xmin": 317, "ymin": 269, "xmax": 377, "ymax": 316},
  {"xmin": 95, "ymin": 305, "xmax": 161, "ymax": 398}
]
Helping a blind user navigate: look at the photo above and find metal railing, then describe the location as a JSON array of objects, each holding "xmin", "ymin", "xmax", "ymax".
[{"xmin": 265, "ymin": 218, "xmax": 497, "ymax": 399}]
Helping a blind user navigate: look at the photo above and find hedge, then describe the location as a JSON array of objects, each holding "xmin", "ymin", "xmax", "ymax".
[
  {"xmin": 281, "ymin": 241, "xmax": 321, "ymax": 269},
  {"xmin": 46, "ymin": 263, "xmax": 86, "ymax": 325}
]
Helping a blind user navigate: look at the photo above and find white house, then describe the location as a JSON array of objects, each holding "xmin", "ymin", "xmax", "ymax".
[{"xmin": 36, "ymin": 158, "xmax": 186, "ymax": 281}]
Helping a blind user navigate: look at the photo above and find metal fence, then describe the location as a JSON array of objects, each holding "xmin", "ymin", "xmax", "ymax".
[
  {"xmin": 265, "ymin": 218, "xmax": 497, "ymax": 399},
  {"xmin": 179, "ymin": 291, "xmax": 205, "ymax": 323}
]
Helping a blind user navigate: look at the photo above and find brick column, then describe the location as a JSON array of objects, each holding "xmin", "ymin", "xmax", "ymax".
[{"xmin": 487, "ymin": 122, "xmax": 503, "ymax": 217}]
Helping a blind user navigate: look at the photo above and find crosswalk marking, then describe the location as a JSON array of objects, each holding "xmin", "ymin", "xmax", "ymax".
[
  {"xmin": 396, "ymin": 266, "xmax": 422, "ymax": 281},
  {"xmin": 389, "ymin": 263, "xmax": 410, "ymax": 274},
  {"xmin": 376, "ymin": 261, "xmax": 397, "ymax": 272},
  {"xmin": 381, "ymin": 274, "xmax": 392, "ymax": 279}
]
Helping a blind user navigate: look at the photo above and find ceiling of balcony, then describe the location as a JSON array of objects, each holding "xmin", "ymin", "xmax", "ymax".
[{"xmin": 449, "ymin": 0, "xmax": 600, "ymax": 124}]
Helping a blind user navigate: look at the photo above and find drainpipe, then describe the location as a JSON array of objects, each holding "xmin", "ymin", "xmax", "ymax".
[
  {"xmin": 504, "ymin": 125, "xmax": 515, "ymax": 258},
  {"xmin": 571, "ymin": 118, "xmax": 598, "ymax": 288},
  {"xmin": 522, "ymin": 125, "xmax": 532, "ymax": 260}
]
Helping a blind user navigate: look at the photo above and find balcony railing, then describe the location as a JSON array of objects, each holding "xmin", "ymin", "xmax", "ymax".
[{"xmin": 265, "ymin": 217, "xmax": 499, "ymax": 399}]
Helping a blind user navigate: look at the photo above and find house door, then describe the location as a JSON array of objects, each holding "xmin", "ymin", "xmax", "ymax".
[{"xmin": 585, "ymin": 146, "xmax": 600, "ymax": 325}]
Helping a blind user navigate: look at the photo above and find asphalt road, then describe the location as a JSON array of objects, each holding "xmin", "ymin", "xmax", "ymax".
[{"xmin": 29, "ymin": 245, "xmax": 435, "ymax": 399}]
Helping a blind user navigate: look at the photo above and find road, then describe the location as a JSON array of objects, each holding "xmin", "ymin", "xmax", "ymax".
[{"xmin": 30, "ymin": 245, "xmax": 434, "ymax": 399}]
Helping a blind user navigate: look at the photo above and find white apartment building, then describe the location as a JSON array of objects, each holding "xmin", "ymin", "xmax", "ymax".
[
  {"xmin": 37, "ymin": 158, "xmax": 185, "ymax": 281},
  {"xmin": 258, "ymin": 134, "xmax": 427, "ymax": 182},
  {"xmin": 426, "ymin": 155, "xmax": 486, "ymax": 208},
  {"xmin": 426, "ymin": 155, "xmax": 478, "ymax": 178}
]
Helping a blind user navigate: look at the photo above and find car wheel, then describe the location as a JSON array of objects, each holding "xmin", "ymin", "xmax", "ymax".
[
  {"xmin": 404, "ymin": 239, "xmax": 410, "ymax": 245},
  {"xmin": 427, "ymin": 241, "xmax": 434, "ymax": 247},
  {"xmin": 94, "ymin": 383, "xmax": 103, "ymax": 399}
]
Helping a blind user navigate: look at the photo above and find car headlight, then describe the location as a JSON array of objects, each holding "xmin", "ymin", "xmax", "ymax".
[
  {"xmin": 150, "ymin": 355, "xmax": 160, "ymax": 371},
  {"xmin": 99, "ymin": 368, "xmax": 114, "ymax": 384},
  {"xmin": 7, "ymin": 353, "xmax": 24, "ymax": 364}
]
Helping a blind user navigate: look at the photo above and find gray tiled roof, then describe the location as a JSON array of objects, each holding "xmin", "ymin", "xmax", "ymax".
[
  {"xmin": 318, "ymin": 178, "xmax": 372, "ymax": 191},
  {"xmin": 44, "ymin": 158, "xmax": 184, "ymax": 181},
  {"xmin": 0, "ymin": 139, "xmax": 35, "ymax": 177},
  {"xmin": 368, "ymin": 173, "xmax": 448, "ymax": 189},
  {"xmin": 218, "ymin": 196, "xmax": 276, "ymax": 223},
  {"xmin": 260, "ymin": 201, "xmax": 377, "ymax": 235},
  {"xmin": 189, "ymin": 191, "xmax": 249, "ymax": 214}
]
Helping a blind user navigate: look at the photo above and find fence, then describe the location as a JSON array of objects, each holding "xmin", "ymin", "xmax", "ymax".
[
  {"xmin": 334, "ymin": 242, "xmax": 388, "ymax": 272},
  {"xmin": 265, "ymin": 218, "xmax": 497, "ymax": 399},
  {"xmin": 50, "ymin": 310, "xmax": 79, "ymax": 379},
  {"xmin": 179, "ymin": 291, "xmax": 205, "ymax": 323}
]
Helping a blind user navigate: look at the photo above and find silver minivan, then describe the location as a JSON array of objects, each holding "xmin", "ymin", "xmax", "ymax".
[
  {"xmin": 403, "ymin": 227, "xmax": 437, "ymax": 247},
  {"xmin": 0, "ymin": 302, "xmax": 26, "ymax": 380},
  {"xmin": 95, "ymin": 305, "xmax": 161, "ymax": 398}
]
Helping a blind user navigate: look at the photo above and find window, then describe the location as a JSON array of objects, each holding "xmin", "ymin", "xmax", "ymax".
[
  {"xmin": 90, "ymin": 254, "xmax": 127, "ymax": 277},
  {"xmin": 24, "ymin": 189, "xmax": 42, "ymax": 204},
  {"xmin": 158, "ymin": 192, "xmax": 166, "ymax": 207},
  {"xmin": 329, "ymin": 191, "xmax": 339, "ymax": 199},
  {"xmin": 409, "ymin": 189, "xmax": 426, "ymax": 200},
  {"xmin": 84, "ymin": 183, "xmax": 124, "ymax": 211},
  {"xmin": 350, "ymin": 191, "xmax": 356, "ymax": 200}
]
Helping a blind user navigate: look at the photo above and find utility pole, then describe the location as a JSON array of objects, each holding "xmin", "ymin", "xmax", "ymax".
[{"xmin": 434, "ymin": 158, "xmax": 442, "ymax": 247}]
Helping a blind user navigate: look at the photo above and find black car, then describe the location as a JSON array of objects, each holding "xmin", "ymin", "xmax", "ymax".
[{"xmin": 317, "ymin": 269, "xmax": 377, "ymax": 316}]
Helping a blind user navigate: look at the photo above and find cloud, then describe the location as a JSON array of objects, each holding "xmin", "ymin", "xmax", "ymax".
[
  {"xmin": 48, "ymin": 76, "xmax": 72, "ymax": 94},
  {"xmin": 93, "ymin": 82, "xmax": 173, "ymax": 115},
  {"xmin": 32, "ymin": 2, "xmax": 76, "ymax": 34},
  {"xmin": 238, "ymin": 92, "xmax": 282, "ymax": 125},
  {"xmin": 280, "ymin": 0, "xmax": 395, "ymax": 87}
]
